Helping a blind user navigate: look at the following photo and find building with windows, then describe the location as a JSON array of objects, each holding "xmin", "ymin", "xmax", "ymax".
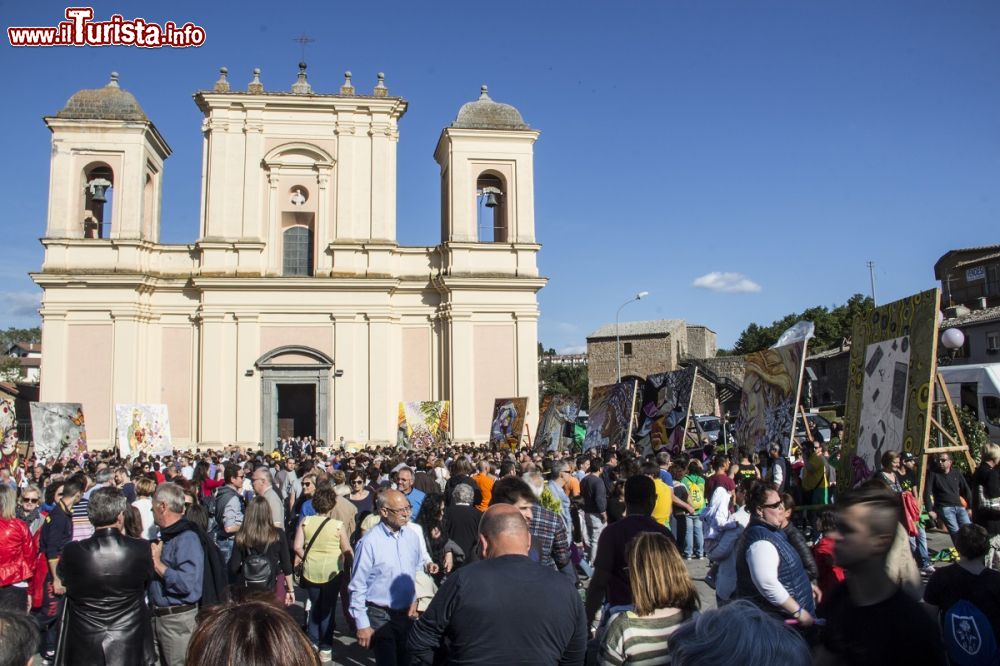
[
  {"xmin": 32, "ymin": 67, "xmax": 545, "ymax": 450},
  {"xmin": 935, "ymin": 245, "xmax": 1000, "ymax": 365},
  {"xmin": 585, "ymin": 320, "xmax": 719, "ymax": 413},
  {"xmin": 3, "ymin": 343, "xmax": 41, "ymax": 384}
]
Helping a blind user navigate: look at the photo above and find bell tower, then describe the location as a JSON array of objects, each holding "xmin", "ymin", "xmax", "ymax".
[
  {"xmin": 43, "ymin": 73, "xmax": 170, "ymax": 242},
  {"xmin": 434, "ymin": 85, "xmax": 539, "ymax": 247}
]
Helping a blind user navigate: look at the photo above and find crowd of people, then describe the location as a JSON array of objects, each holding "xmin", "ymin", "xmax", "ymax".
[{"xmin": 0, "ymin": 431, "xmax": 997, "ymax": 665}]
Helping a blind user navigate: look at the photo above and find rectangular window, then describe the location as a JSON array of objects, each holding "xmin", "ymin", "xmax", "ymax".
[
  {"xmin": 987, "ymin": 331, "xmax": 1000, "ymax": 353},
  {"xmin": 623, "ymin": 342, "xmax": 633, "ymax": 356},
  {"xmin": 990, "ymin": 264, "xmax": 1000, "ymax": 298},
  {"xmin": 282, "ymin": 227, "xmax": 313, "ymax": 276}
]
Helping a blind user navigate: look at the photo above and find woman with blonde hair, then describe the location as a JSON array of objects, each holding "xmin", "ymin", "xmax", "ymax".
[
  {"xmin": 598, "ymin": 531, "xmax": 700, "ymax": 665},
  {"xmin": 131, "ymin": 476, "xmax": 158, "ymax": 539},
  {"xmin": 0, "ymin": 485, "xmax": 36, "ymax": 612},
  {"xmin": 229, "ymin": 496, "xmax": 294, "ymax": 605},
  {"xmin": 293, "ymin": 485, "xmax": 353, "ymax": 661}
]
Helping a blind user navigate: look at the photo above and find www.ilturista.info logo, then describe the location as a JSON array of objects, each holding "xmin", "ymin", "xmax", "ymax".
[{"xmin": 8, "ymin": 7, "xmax": 206, "ymax": 48}]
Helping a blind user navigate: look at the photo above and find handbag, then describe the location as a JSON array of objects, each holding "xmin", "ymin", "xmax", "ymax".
[{"xmin": 294, "ymin": 516, "xmax": 331, "ymax": 586}]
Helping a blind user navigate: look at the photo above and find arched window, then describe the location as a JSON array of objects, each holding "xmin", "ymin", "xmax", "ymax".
[
  {"xmin": 476, "ymin": 172, "xmax": 507, "ymax": 243},
  {"xmin": 82, "ymin": 164, "xmax": 114, "ymax": 239},
  {"xmin": 283, "ymin": 226, "xmax": 313, "ymax": 276}
]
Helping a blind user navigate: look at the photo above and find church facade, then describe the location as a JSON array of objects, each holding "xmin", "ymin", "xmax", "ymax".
[{"xmin": 32, "ymin": 66, "xmax": 544, "ymax": 450}]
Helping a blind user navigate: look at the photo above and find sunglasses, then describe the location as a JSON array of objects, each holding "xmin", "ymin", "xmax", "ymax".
[
  {"xmin": 21, "ymin": 497, "xmax": 39, "ymax": 504},
  {"xmin": 303, "ymin": 481, "xmax": 314, "ymax": 487},
  {"xmin": 351, "ymin": 480, "xmax": 364, "ymax": 485},
  {"xmin": 761, "ymin": 500, "xmax": 784, "ymax": 510}
]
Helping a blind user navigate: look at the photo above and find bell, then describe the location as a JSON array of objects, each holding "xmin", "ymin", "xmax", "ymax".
[
  {"xmin": 87, "ymin": 178, "xmax": 111, "ymax": 204},
  {"xmin": 483, "ymin": 192, "xmax": 499, "ymax": 208}
]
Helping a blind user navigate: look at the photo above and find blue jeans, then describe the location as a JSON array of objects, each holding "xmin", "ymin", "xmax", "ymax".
[
  {"xmin": 938, "ymin": 504, "xmax": 972, "ymax": 544},
  {"xmin": 909, "ymin": 523, "xmax": 930, "ymax": 568},
  {"xmin": 215, "ymin": 537, "xmax": 234, "ymax": 567},
  {"xmin": 305, "ymin": 577, "xmax": 339, "ymax": 650},
  {"xmin": 685, "ymin": 514, "xmax": 704, "ymax": 557}
]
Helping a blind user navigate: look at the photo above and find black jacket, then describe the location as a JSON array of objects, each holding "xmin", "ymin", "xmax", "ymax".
[
  {"xmin": 56, "ymin": 527, "xmax": 156, "ymax": 666},
  {"xmin": 408, "ymin": 554, "xmax": 586, "ymax": 665}
]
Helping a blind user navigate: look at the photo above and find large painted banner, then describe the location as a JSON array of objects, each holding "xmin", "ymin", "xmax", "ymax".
[
  {"xmin": 1, "ymin": 398, "xmax": 19, "ymax": 471},
  {"xmin": 30, "ymin": 403, "xmax": 87, "ymax": 463},
  {"xmin": 489, "ymin": 397, "xmax": 528, "ymax": 450},
  {"xmin": 735, "ymin": 341, "xmax": 807, "ymax": 454},
  {"xmin": 397, "ymin": 401, "xmax": 450, "ymax": 449},
  {"xmin": 584, "ymin": 381, "xmax": 639, "ymax": 452},
  {"xmin": 115, "ymin": 404, "xmax": 173, "ymax": 457},
  {"xmin": 535, "ymin": 395, "xmax": 580, "ymax": 452},
  {"xmin": 841, "ymin": 288, "xmax": 940, "ymax": 487},
  {"xmin": 635, "ymin": 367, "xmax": 698, "ymax": 455}
]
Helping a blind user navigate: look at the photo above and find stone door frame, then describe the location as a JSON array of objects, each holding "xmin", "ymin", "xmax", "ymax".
[{"xmin": 255, "ymin": 345, "xmax": 333, "ymax": 452}]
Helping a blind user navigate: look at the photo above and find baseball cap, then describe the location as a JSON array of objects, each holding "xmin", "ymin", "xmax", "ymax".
[{"xmin": 901, "ymin": 452, "xmax": 915, "ymax": 462}]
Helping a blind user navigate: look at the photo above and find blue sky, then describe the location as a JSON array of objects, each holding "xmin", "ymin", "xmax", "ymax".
[{"xmin": 2, "ymin": 1, "xmax": 998, "ymax": 351}]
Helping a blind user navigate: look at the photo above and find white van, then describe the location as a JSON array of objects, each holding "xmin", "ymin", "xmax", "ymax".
[{"xmin": 937, "ymin": 363, "xmax": 1000, "ymax": 444}]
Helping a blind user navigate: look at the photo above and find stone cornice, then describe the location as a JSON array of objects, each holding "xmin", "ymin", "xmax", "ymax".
[
  {"xmin": 433, "ymin": 275, "xmax": 547, "ymax": 292},
  {"xmin": 189, "ymin": 276, "xmax": 400, "ymax": 291}
]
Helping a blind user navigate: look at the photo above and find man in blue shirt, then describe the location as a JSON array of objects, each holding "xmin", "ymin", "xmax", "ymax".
[
  {"xmin": 656, "ymin": 451, "xmax": 674, "ymax": 485},
  {"xmin": 349, "ymin": 489, "xmax": 435, "ymax": 665},
  {"xmin": 150, "ymin": 483, "xmax": 203, "ymax": 666},
  {"xmin": 396, "ymin": 467, "xmax": 425, "ymax": 521}
]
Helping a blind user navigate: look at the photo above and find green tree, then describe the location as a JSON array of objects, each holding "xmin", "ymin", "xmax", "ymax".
[
  {"xmin": 943, "ymin": 406, "xmax": 989, "ymax": 474},
  {"xmin": 0, "ymin": 327, "xmax": 41, "ymax": 353},
  {"xmin": 728, "ymin": 295, "xmax": 874, "ymax": 356},
  {"xmin": 538, "ymin": 359, "xmax": 590, "ymax": 410},
  {"xmin": 0, "ymin": 356, "xmax": 21, "ymax": 382}
]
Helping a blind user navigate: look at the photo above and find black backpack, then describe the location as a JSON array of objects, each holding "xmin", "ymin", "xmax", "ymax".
[{"xmin": 240, "ymin": 547, "xmax": 277, "ymax": 592}]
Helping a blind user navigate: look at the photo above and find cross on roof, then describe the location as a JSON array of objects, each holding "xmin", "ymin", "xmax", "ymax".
[{"xmin": 292, "ymin": 33, "xmax": 315, "ymax": 62}]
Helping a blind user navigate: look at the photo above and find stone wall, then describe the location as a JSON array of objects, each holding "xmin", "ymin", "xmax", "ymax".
[
  {"xmin": 587, "ymin": 333, "xmax": 677, "ymax": 398},
  {"xmin": 806, "ymin": 352, "xmax": 851, "ymax": 406},
  {"xmin": 685, "ymin": 326, "xmax": 717, "ymax": 359}
]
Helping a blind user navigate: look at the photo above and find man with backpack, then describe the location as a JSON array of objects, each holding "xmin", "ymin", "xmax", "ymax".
[
  {"xmin": 924, "ymin": 524, "xmax": 1000, "ymax": 666},
  {"xmin": 213, "ymin": 463, "xmax": 245, "ymax": 564}
]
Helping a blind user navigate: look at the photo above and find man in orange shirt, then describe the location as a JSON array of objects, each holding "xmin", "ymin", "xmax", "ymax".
[
  {"xmin": 563, "ymin": 459, "xmax": 581, "ymax": 499},
  {"xmin": 473, "ymin": 460, "xmax": 496, "ymax": 512}
]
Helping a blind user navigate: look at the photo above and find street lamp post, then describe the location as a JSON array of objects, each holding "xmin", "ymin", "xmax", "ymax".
[{"xmin": 616, "ymin": 291, "xmax": 649, "ymax": 382}]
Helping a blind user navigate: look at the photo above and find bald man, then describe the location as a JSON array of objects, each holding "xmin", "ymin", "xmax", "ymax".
[
  {"xmin": 349, "ymin": 489, "xmax": 435, "ymax": 665},
  {"xmin": 408, "ymin": 504, "xmax": 587, "ymax": 665}
]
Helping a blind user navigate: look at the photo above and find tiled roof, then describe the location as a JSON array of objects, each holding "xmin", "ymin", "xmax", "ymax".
[
  {"xmin": 942, "ymin": 305, "xmax": 1000, "ymax": 328},
  {"xmin": 588, "ymin": 319, "xmax": 685, "ymax": 339},
  {"xmin": 948, "ymin": 244, "xmax": 1000, "ymax": 254},
  {"xmin": 452, "ymin": 86, "xmax": 529, "ymax": 130},
  {"xmin": 956, "ymin": 252, "xmax": 1000, "ymax": 268}
]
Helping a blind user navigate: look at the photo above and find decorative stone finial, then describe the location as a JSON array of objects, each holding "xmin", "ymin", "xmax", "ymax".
[
  {"xmin": 340, "ymin": 71, "xmax": 355, "ymax": 96},
  {"xmin": 108, "ymin": 72, "xmax": 120, "ymax": 88},
  {"xmin": 291, "ymin": 61, "xmax": 312, "ymax": 94},
  {"xmin": 248, "ymin": 68, "xmax": 264, "ymax": 94},
  {"xmin": 373, "ymin": 72, "xmax": 388, "ymax": 97},
  {"xmin": 214, "ymin": 67, "xmax": 230, "ymax": 93},
  {"xmin": 479, "ymin": 85, "xmax": 490, "ymax": 100}
]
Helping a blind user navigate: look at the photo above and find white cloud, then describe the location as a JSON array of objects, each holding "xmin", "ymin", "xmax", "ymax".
[
  {"xmin": 0, "ymin": 291, "xmax": 41, "ymax": 318},
  {"xmin": 692, "ymin": 271, "xmax": 762, "ymax": 294},
  {"xmin": 557, "ymin": 344, "xmax": 587, "ymax": 355}
]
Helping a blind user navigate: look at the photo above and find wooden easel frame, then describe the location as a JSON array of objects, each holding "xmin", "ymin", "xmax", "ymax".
[
  {"xmin": 520, "ymin": 421, "xmax": 533, "ymax": 448},
  {"xmin": 916, "ymin": 371, "xmax": 976, "ymax": 510}
]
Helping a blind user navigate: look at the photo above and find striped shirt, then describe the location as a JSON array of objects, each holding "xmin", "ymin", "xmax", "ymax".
[{"xmin": 598, "ymin": 608, "xmax": 692, "ymax": 665}]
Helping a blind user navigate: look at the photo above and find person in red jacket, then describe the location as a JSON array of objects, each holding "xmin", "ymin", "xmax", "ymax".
[
  {"xmin": 0, "ymin": 485, "xmax": 38, "ymax": 612},
  {"xmin": 811, "ymin": 510, "xmax": 844, "ymax": 610}
]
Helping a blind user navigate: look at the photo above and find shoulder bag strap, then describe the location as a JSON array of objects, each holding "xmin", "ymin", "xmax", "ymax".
[{"xmin": 302, "ymin": 517, "xmax": 332, "ymax": 563}]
